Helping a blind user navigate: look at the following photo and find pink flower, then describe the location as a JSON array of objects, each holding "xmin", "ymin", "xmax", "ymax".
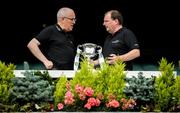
[
  {"xmin": 64, "ymin": 91, "xmax": 75, "ymax": 105},
  {"xmin": 106, "ymin": 102, "xmax": 110, "ymax": 108},
  {"xmin": 84, "ymin": 87, "xmax": 94, "ymax": 97},
  {"xmin": 57, "ymin": 103, "xmax": 64, "ymax": 110},
  {"xmin": 121, "ymin": 98, "xmax": 136, "ymax": 110},
  {"xmin": 75, "ymin": 84, "xmax": 84, "ymax": 94},
  {"xmin": 95, "ymin": 98, "xmax": 101, "ymax": 106},
  {"xmin": 78, "ymin": 93, "xmax": 86, "ymax": 100},
  {"xmin": 84, "ymin": 103, "xmax": 91, "ymax": 110},
  {"xmin": 65, "ymin": 91, "xmax": 74, "ymax": 99},
  {"xmin": 106, "ymin": 99, "xmax": 120, "ymax": 108},
  {"xmin": 64, "ymin": 98, "xmax": 75, "ymax": 105},
  {"xmin": 87, "ymin": 97, "xmax": 97, "ymax": 106}
]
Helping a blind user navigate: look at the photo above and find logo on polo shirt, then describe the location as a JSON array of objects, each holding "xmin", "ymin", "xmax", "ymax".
[
  {"xmin": 134, "ymin": 44, "xmax": 139, "ymax": 47},
  {"xmin": 112, "ymin": 40, "xmax": 120, "ymax": 43}
]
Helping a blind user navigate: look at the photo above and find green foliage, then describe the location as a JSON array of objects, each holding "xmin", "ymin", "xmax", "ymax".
[
  {"xmin": 123, "ymin": 72, "xmax": 155, "ymax": 111},
  {"xmin": 95, "ymin": 61, "xmax": 126, "ymax": 101},
  {"xmin": 54, "ymin": 76, "xmax": 68, "ymax": 106},
  {"xmin": 158, "ymin": 57, "xmax": 175, "ymax": 86},
  {"xmin": 34, "ymin": 70, "xmax": 53, "ymax": 85},
  {"xmin": 53, "ymin": 59, "xmax": 126, "ymax": 111},
  {"xmin": 70, "ymin": 59, "xmax": 97, "ymax": 93},
  {"xmin": 23, "ymin": 61, "xmax": 30, "ymax": 70},
  {"xmin": 0, "ymin": 61, "xmax": 15, "ymax": 111},
  {"xmin": 1, "ymin": 58, "xmax": 180, "ymax": 112},
  {"xmin": 173, "ymin": 76, "xmax": 180, "ymax": 105},
  {"xmin": 154, "ymin": 58, "xmax": 176, "ymax": 111},
  {"xmin": 10, "ymin": 70, "xmax": 54, "ymax": 111},
  {"xmin": 70, "ymin": 59, "xmax": 126, "ymax": 101}
]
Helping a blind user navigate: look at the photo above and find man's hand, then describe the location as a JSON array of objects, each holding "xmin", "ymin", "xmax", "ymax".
[
  {"xmin": 90, "ymin": 59, "xmax": 99, "ymax": 66},
  {"xmin": 107, "ymin": 54, "xmax": 119, "ymax": 64},
  {"xmin": 43, "ymin": 60, "xmax": 53, "ymax": 69}
]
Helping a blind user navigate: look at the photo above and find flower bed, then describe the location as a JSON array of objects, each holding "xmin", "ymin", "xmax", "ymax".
[{"xmin": 0, "ymin": 58, "xmax": 180, "ymax": 112}]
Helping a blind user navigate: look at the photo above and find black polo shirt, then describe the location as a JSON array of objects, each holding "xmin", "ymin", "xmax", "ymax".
[
  {"xmin": 35, "ymin": 24, "xmax": 75, "ymax": 70},
  {"xmin": 103, "ymin": 27, "xmax": 139, "ymax": 70}
]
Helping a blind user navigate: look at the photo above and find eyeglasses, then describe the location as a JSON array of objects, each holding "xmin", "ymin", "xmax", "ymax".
[{"xmin": 64, "ymin": 17, "xmax": 76, "ymax": 22}]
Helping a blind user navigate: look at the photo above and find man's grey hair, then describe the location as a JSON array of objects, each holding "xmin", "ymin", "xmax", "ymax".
[{"xmin": 57, "ymin": 7, "xmax": 73, "ymax": 20}]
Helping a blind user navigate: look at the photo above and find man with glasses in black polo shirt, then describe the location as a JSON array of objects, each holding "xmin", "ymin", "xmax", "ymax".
[{"xmin": 27, "ymin": 7, "xmax": 76, "ymax": 70}]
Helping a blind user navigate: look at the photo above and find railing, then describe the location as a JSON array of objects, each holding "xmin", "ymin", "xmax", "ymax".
[{"xmin": 14, "ymin": 70, "xmax": 177, "ymax": 78}]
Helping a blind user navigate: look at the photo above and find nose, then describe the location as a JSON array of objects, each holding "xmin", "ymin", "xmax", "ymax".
[{"xmin": 103, "ymin": 22, "xmax": 105, "ymax": 26}]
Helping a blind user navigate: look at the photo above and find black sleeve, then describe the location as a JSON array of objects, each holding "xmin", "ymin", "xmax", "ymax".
[
  {"xmin": 124, "ymin": 29, "xmax": 140, "ymax": 50},
  {"xmin": 35, "ymin": 26, "xmax": 53, "ymax": 43}
]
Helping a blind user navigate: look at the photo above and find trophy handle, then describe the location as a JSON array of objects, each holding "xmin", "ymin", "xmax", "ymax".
[
  {"xmin": 73, "ymin": 45, "xmax": 82, "ymax": 71},
  {"xmin": 96, "ymin": 46, "xmax": 105, "ymax": 69}
]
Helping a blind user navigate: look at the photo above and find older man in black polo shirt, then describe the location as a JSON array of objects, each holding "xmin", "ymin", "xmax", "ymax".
[{"xmin": 27, "ymin": 7, "xmax": 76, "ymax": 70}]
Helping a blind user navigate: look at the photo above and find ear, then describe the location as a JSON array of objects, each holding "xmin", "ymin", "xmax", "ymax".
[{"xmin": 114, "ymin": 19, "xmax": 119, "ymax": 24}]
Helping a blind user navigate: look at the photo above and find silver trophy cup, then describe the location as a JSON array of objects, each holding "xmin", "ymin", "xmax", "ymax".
[{"xmin": 74, "ymin": 43, "xmax": 104, "ymax": 71}]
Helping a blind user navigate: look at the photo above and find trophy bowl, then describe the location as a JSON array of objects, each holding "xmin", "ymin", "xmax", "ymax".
[
  {"xmin": 74, "ymin": 43, "xmax": 104, "ymax": 70},
  {"xmin": 81, "ymin": 43, "xmax": 97, "ymax": 59}
]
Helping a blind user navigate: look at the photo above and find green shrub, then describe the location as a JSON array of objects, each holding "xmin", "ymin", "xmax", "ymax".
[
  {"xmin": 173, "ymin": 76, "xmax": 180, "ymax": 111},
  {"xmin": 0, "ymin": 61, "xmax": 15, "ymax": 111},
  {"xmin": 154, "ymin": 58, "xmax": 176, "ymax": 111},
  {"xmin": 124, "ymin": 72, "xmax": 155, "ymax": 111},
  {"xmin": 10, "ymin": 70, "xmax": 54, "ymax": 112}
]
